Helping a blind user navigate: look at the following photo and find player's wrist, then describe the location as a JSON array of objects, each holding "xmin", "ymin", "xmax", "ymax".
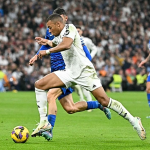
[
  {"xmin": 47, "ymin": 40, "xmax": 51, "ymax": 45},
  {"xmin": 46, "ymin": 49, "xmax": 51, "ymax": 55}
]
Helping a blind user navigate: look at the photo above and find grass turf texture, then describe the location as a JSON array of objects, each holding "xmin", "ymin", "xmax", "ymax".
[{"xmin": 0, "ymin": 91, "xmax": 150, "ymax": 150}]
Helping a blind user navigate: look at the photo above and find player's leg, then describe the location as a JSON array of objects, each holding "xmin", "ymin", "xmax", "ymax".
[
  {"xmin": 82, "ymin": 87, "xmax": 93, "ymax": 112},
  {"xmin": 74, "ymin": 66, "xmax": 145, "ymax": 140},
  {"xmin": 59, "ymin": 93, "xmax": 87, "ymax": 113},
  {"xmin": 91, "ymin": 86, "xmax": 146, "ymax": 140},
  {"xmin": 47, "ymin": 88, "xmax": 62, "ymax": 127},
  {"xmin": 82, "ymin": 88, "xmax": 92, "ymax": 101},
  {"xmin": 59, "ymin": 92, "xmax": 111, "ymax": 120},
  {"xmin": 74, "ymin": 85, "xmax": 86, "ymax": 101},
  {"xmin": 32, "ymin": 72, "xmax": 65, "ymax": 136},
  {"xmin": 146, "ymin": 75, "xmax": 150, "ymax": 118},
  {"xmin": 41, "ymin": 88, "xmax": 63, "ymax": 141},
  {"xmin": 82, "ymin": 87, "xmax": 111, "ymax": 117},
  {"xmin": 31, "ymin": 87, "xmax": 51, "ymax": 137}
]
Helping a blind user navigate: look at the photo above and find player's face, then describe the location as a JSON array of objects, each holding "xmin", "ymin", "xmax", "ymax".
[
  {"xmin": 47, "ymin": 20, "xmax": 61, "ymax": 36},
  {"xmin": 60, "ymin": 15, "xmax": 68, "ymax": 24},
  {"xmin": 77, "ymin": 28, "xmax": 83, "ymax": 36}
]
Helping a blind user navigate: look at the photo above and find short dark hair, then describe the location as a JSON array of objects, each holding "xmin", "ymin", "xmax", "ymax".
[
  {"xmin": 53, "ymin": 7, "xmax": 67, "ymax": 16},
  {"xmin": 46, "ymin": 13, "xmax": 63, "ymax": 23}
]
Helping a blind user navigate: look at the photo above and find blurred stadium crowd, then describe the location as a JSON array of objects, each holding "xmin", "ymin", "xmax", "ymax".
[{"xmin": 0, "ymin": 0, "xmax": 150, "ymax": 92}]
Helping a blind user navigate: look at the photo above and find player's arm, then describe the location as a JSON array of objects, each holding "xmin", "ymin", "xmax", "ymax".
[
  {"xmin": 35, "ymin": 37, "xmax": 56, "ymax": 48},
  {"xmin": 29, "ymin": 29, "xmax": 52, "ymax": 66},
  {"xmin": 139, "ymin": 53, "xmax": 150, "ymax": 68},
  {"xmin": 37, "ymin": 24, "xmax": 76, "ymax": 59},
  {"xmin": 139, "ymin": 40, "xmax": 150, "ymax": 68},
  {"xmin": 80, "ymin": 37, "xmax": 92, "ymax": 61},
  {"xmin": 82, "ymin": 45, "xmax": 92, "ymax": 61},
  {"xmin": 89, "ymin": 40, "xmax": 98, "ymax": 58},
  {"xmin": 37, "ymin": 37, "xmax": 73, "ymax": 59}
]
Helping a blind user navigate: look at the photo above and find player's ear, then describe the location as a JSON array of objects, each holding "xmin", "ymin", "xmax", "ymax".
[
  {"xmin": 57, "ymin": 22, "xmax": 60, "ymax": 27},
  {"xmin": 65, "ymin": 16, "xmax": 68, "ymax": 21}
]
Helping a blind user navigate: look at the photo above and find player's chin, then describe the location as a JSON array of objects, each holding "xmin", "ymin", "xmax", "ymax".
[{"xmin": 51, "ymin": 32, "xmax": 58, "ymax": 36}]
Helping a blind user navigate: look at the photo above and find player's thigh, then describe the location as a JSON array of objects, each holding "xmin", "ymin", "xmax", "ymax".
[
  {"xmin": 59, "ymin": 94, "xmax": 74, "ymax": 109},
  {"xmin": 47, "ymin": 88, "xmax": 62, "ymax": 102},
  {"xmin": 35, "ymin": 73, "xmax": 65, "ymax": 90}
]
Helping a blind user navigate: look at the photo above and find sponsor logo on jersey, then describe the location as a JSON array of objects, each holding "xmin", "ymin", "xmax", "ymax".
[{"xmin": 63, "ymin": 24, "xmax": 70, "ymax": 36}]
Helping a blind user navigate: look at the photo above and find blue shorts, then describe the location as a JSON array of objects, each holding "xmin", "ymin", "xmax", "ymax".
[
  {"xmin": 58, "ymin": 87, "xmax": 74, "ymax": 100},
  {"xmin": 147, "ymin": 73, "xmax": 150, "ymax": 82}
]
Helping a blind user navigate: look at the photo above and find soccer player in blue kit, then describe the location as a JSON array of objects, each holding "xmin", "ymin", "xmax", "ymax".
[
  {"xmin": 139, "ymin": 40, "xmax": 150, "ymax": 118},
  {"xmin": 29, "ymin": 8, "xmax": 111, "ymax": 140}
]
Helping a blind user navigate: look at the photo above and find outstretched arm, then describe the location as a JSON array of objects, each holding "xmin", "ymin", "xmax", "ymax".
[
  {"xmin": 139, "ymin": 40, "xmax": 150, "ymax": 68},
  {"xmin": 29, "ymin": 29, "xmax": 53, "ymax": 66},
  {"xmin": 139, "ymin": 53, "xmax": 150, "ymax": 68},
  {"xmin": 37, "ymin": 37, "xmax": 73, "ymax": 59}
]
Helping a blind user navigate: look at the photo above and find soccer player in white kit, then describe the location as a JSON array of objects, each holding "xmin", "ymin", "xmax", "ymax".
[{"xmin": 34, "ymin": 14, "xmax": 146, "ymax": 140}]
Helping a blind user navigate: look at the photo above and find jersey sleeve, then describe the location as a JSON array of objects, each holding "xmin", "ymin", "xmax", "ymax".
[
  {"xmin": 63, "ymin": 24, "xmax": 76, "ymax": 40},
  {"xmin": 80, "ymin": 37, "xmax": 92, "ymax": 61},
  {"xmin": 82, "ymin": 45, "xmax": 92, "ymax": 61},
  {"xmin": 88, "ymin": 39, "xmax": 97, "ymax": 58}
]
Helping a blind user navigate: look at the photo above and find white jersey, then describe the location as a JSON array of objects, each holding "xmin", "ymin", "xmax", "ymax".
[
  {"xmin": 52, "ymin": 24, "xmax": 94, "ymax": 78},
  {"xmin": 82, "ymin": 36, "xmax": 97, "ymax": 58}
]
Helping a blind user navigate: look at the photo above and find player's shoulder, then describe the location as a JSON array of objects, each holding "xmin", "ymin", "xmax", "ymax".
[
  {"xmin": 83, "ymin": 36, "xmax": 92, "ymax": 42},
  {"xmin": 63, "ymin": 24, "xmax": 76, "ymax": 36},
  {"xmin": 66, "ymin": 24, "xmax": 76, "ymax": 30}
]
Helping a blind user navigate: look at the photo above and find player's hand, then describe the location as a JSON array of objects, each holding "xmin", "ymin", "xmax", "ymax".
[
  {"xmin": 138, "ymin": 60, "xmax": 147, "ymax": 68},
  {"xmin": 35, "ymin": 37, "xmax": 48, "ymax": 45},
  {"xmin": 29, "ymin": 55, "xmax": 38, "ymax": 66},
  {"xmin": 37, "ymin": 50, "xmax": 47, "ymax": 59}
]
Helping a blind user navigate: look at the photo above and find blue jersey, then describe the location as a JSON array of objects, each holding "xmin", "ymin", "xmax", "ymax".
[
  {"xmin": 36, "ymin": 28, "xmax": 92, "ymax": 100},
  {"xmin": 37, "ymin": 28, "xmax": 66, "ymax": 72}
]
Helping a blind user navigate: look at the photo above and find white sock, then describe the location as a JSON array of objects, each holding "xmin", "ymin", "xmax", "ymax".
[
  {"xmin": 74, "ymin": 85, "xmax": 85, "ymax": 101},
  {"xmin": 35, "ymin": 88, "xmax": 47, "ymax": 122},
  {"xmin": 82, "ymin": 88, "xmax": 92, "ymax": 101},
  {"xmin": 108, "ymin": 98, "xmax": 135, "ymax": 125}
]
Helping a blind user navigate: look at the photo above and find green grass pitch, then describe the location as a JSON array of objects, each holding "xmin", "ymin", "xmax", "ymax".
[{"xmin": 0, "ymin": 91, "xmax": 150, "ymax": 150}]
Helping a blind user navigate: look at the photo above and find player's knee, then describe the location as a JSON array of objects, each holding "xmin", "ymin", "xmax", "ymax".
[
  {"xmin": 35, "ymin": 80, "xmax": 45, "ymax": 89},
  {"xmin": 35, "ymin": 80, "xmax": 39, "ymax": 88},
  {"xmin": 47, "ymin": 92, "xmax": 53, "ymax": 103}
]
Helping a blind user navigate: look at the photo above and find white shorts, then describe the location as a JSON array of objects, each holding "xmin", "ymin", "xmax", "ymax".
[{"xmin": 54, "ymin": 66, "xmax": 102, "ymax": 91}]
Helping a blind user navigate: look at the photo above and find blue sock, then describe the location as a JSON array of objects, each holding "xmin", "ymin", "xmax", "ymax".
[
  {"xmin": 87, "ymin": 101, "xmax": 102, "ymax": 110},
  {"xmin": 47, "ymin": 114, "xmax": 56, "ymax": 128},
  {"xmin": 147, "ymin": 93, "xmax": 150, "ymax": 107}
]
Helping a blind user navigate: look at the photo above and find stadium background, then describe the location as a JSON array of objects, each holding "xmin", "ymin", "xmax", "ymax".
[{"xmin": 0, "ymin": 0, "xmax": 150, "ymax": 91}]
